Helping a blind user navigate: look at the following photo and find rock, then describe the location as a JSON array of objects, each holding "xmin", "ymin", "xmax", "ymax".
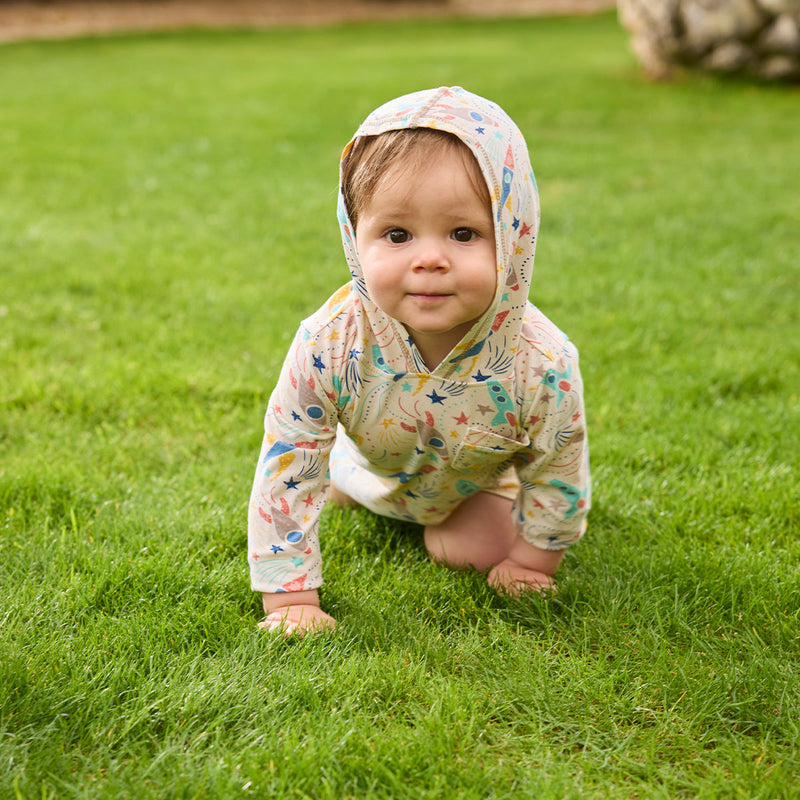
[
  {"xmin": 701, "ymin": 40, "xmax": 754, "ymax": 70},
  {"xmin": 756, "ymin": 14, "xmax": 800, "ymax": 53},
  {"xmin": 681, "ymin": 0, "xmax": 765, "ymax": 54},
  {"xmin": 618, "ymin": 0, "xmax": 682, "ymax": 75},
  {"xmin": 759, "ymin": 52, "xmax": 800, "ymax": 76},
  {"xmin": 629, "ymin": 33, "xmax": 675, "ymax": 78},
  {"xmin": 755, "ymin": 0, "xmax": 800, "ymax": 17},
  {"xmin": 618, "ymin": 0, "xmax": 800, "ymax": 80},
  {"xmin": 618, "ymin": 0, "xmax": 681, "ymax": 46}
]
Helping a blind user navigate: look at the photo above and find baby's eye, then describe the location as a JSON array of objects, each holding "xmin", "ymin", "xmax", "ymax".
[
  {"xmin": 452, "ymin": 227, "xmax": 477, "ymax": 243},
  {"xmin": 386, "ymin": 229, "xmax": 410, "ymax": 244}
]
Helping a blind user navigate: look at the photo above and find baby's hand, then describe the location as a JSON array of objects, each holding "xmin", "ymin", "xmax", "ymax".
[{"xmin": 258, "ymin": 604, "xmax": 337, "ymax": 638}]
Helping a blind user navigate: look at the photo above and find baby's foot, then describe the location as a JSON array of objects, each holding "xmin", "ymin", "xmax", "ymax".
[
  {"xmin": 258, "ymin": 604, "xmax": 337, "ymax": 637},
  {"xmin": 487, "ymin": 560, "xmax": 555, "ymax": 596}
]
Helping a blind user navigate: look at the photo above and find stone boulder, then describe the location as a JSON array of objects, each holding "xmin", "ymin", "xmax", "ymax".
[{"xmin": 618, "ymin": 0, "xmax": 800, "ymax": 79}]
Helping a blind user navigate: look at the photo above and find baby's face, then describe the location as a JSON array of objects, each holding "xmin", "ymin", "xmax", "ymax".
[{"xmin": 355, "ymin": 148, "xmax": 496, "ymax": 368}]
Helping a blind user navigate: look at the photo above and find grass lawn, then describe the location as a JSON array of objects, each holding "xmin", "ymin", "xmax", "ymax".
[{"xmin": 1, "ymin": 10, "xmax": 798, "ymax": 798}]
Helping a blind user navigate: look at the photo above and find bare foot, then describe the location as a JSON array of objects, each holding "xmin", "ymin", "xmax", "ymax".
[
  {"xmin": 257, "ymin": 604, "xmax": 337, "ymax": 637},
  {"xmin": 487, "ymin": 559, "xmax": 556, "ymax": 595}
]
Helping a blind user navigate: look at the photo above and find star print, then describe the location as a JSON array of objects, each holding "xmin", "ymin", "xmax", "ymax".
[
  {"xmin": 312, "ymin": 354, "xmax": 325, "ymax": 372},
  {"xmin": 519, "ymin": 222, "xmax": 533, "ymax": 237},
  {"xmin": 475, "ymin": 126, "xmax": 485, "ymax": 134},
  {"xmin": 453, "ymin": 412, "xmax": 469, "ymax": 425},
  {"xmin": 401, "ymin": 381, "xmax": 412, "ymax": 392},
  {"xmin": 572, "ymin": 412, "xmax": 582, "ymax": 422},
  {"xmin": 532, "ymin": 365, "xmax": 547, "ymax": 378},
  {"xmin": 381, "ymin": 418, "xmax": 395, "ymax": 429},
  {"xmin": 291, "ymin": 411, "xmax": 301, "ymax": 421},
  {"xmin": 477, "ymin": 404, "xmax": 493, "ymax": 416},
  {"xmin": 474, "ymin": 370, "xmax": 490, "ymax": 382},
  {"xmin": 512, "ymin": 217, "xmax": 520, "ymax": 230},
  {"xmin": 427, "ymin": 390, "xmax": 445, "ymax": 405},
  {"xmin": 349, "ymin": 348, "xmax": 361, "ymax": 360},
  {"xmin": 283, "ymin": 477, "xmax": 300, "ymax": 490},
  {"xmin": 251, "ymin": 553, "xmax": 260, "ymax": 561},
  {"xmin": 270, "ymin": 545, "xmax": 284, "ymax": 554},
  {"xmin": 529, "ymin": 415, "xmax": 541, "ymax": 426},
  {"xmin": 302, "ymin": 493, "xmax": 315, "ymax": 507},
  {"xmin": 291, "ymin": 557, "xmax": 304, "ymax": 567}
]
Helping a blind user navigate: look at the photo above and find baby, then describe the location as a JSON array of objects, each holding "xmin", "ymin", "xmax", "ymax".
[{"xmin": 248, "ymin": 87, "xmax": 590, "ymax": 635}]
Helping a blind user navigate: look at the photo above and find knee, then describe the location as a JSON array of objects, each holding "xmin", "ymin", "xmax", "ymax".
[
  {"xmin": 423, "ymin": 524, "xmax": 501, "ymax": 573},
  {"xmin": 424, "ymin": 526, "xmax": 451, "ymax": 566},
  {"xmin": 329, "ymin": 483, "xmax": 360, "ymax": 508},
  {"xmin": 424, "ymin": 525, "xmax": 471, "ymax": 570}
]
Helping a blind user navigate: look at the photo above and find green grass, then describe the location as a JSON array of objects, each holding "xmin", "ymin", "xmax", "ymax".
[{"xmin": 1, "ymin": 11, "xmax": 799, "ymax": 798}]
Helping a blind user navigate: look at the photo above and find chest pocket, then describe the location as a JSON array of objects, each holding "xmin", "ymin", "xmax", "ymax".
[{"xmin": 451, "ymin": 427, "xmax": 527, "ymax": 474}]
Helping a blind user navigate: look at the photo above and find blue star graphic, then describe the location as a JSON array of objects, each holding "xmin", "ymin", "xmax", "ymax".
[
  {"xmin": 291, "ymin": 411, "xmax": 301, "ymax": 421},
  {"xmin": 474, "ymin": 370, "xmax": 490, "ymax": 382},
  {"xmin": 427, "ymin": 390, "xmax": 445, "ymax": 405},
  {"xmin": 312, "ymin": 354, "xmax": 325, "ymax": 372},
  {"xmin": 283, "ymin": 477, "xmax": 300, "ymax": 490},
  {"xmin": 270, "ymin": 545, "xmax": 284, "ymax": 554},
  {"xmin": 475, "ymin": 126, "xmax": 485, "ymax": 134},
  {"xmin": 512, "ymin": 217, "xmax": 520, "ymax": 230},
  {"xmin": 349, "ymin": 348, "xmax": 361, "ymax": 360}
]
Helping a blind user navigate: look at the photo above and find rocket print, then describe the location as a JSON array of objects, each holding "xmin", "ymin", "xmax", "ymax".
[
  {"xmin": 498, "ymin": 145, "xmax": 513, "ymax": 221},
  {"xmin": 271, "ymin": 505, "xmax": 311, "ymax": 553}
]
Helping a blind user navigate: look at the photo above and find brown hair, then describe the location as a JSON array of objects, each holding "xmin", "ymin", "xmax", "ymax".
[{"xmin": 341, "ymin": 128, "xmax": 491, "ymax": 229}]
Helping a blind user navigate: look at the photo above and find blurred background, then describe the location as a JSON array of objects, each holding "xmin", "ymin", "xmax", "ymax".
[{"xmin": 1, "ymin": 0, "xmax": 617, "ymax": 42}]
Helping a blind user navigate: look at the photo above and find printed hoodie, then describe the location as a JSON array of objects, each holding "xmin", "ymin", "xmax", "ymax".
[{"xmin": 248, "ymin": 86, "xmax": 590, "ymax": 595}]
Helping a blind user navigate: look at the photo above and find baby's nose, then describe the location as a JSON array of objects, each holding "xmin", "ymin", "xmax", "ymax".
[{"xmin": 413, "ymin": 239, "xmax": 450, "ymax": 271}]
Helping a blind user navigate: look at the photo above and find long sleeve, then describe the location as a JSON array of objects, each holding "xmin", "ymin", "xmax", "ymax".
[
  {"xmin": 512, "ymin": 339, "xmax": 591, "ymax": 550},
  {"xmin": 247, "ymin": 327, "xmax": 339, "ymax": 593}
]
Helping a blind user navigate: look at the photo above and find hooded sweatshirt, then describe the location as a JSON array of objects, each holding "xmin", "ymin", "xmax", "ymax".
[{"xmin": 248, "ymin": 86, "xmax": 590, "ymax": 595}]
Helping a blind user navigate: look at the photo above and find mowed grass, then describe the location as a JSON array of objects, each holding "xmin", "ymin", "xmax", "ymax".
[{"xmin": 1, "ymin": 11, "xmax": 798, "ymax": 798}]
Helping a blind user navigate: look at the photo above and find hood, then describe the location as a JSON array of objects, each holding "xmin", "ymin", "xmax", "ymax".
[{"xmin": 337, "ymin": 86, "xmax": 540, "ymax": 382}]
